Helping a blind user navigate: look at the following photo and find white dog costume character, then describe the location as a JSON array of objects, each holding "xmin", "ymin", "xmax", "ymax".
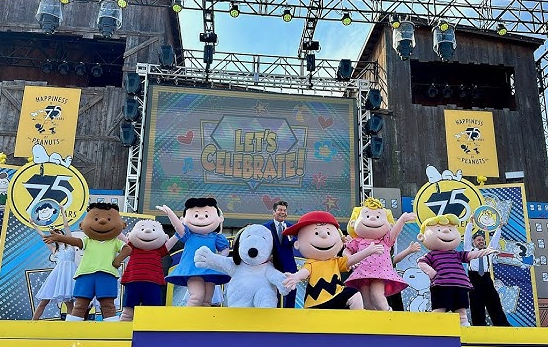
[{"xmin": 194, "ymin": 224, "xmax": 289, "ymax": 308}]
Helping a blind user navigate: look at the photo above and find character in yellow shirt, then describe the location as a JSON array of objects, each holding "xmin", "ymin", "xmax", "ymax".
[{"xmin": 282, "ymin": 211, "xmax": 383, "ymax": 309}]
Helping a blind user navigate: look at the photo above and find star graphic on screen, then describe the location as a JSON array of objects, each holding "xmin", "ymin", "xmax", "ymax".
[
  {"xmin": 322, "ymin": 194, "xmax": 339, "ymax": 212},
  {"xmin": 254, "ymin": 101, "xmax": 268, "ymax": 114}
]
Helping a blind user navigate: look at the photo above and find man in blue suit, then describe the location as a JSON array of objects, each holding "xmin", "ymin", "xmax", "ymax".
[{"xmin": 263, "ymin": 200, "xmax": 297, "ymax": 308}]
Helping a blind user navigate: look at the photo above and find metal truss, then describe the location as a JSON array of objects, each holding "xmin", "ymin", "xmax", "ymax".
[
  {"xmin": 537, "ymin": 47, "xmax": 548, "ymax": 157},
  {"xmin": 357, "ymin": 80, "xmax": 374, "ymax": 202}
]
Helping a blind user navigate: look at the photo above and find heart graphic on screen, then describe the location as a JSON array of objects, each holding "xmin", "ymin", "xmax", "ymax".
[
  {"xmin": 318, "ymin": 116, "xmax": 334, "ymax": 129},
  {"xmin": 177, "ymin": 131, "xmax": 194, "ymax": 145},
  {"xmin": 262, "ymin": 195, "xmax": 281, "ymax": 210}
]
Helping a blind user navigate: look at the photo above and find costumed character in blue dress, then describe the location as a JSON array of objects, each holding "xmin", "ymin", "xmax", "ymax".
[{"xmin": 157, "ymin": 197, "xmax": 230, "ymax": 306}]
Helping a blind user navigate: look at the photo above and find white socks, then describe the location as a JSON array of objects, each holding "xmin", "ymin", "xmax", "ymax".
[{"xmin": 65, "ymin": 314, "xmax": 84, "ymax": 321}]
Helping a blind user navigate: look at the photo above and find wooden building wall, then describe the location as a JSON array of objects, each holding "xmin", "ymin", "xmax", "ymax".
[
  {"xmin": 361, "ymin": 24, "xmax": 548, "ymax": 201},
  {"xmin": 0, "ymin": 0, "xmax": 182, "ymax": 190}
]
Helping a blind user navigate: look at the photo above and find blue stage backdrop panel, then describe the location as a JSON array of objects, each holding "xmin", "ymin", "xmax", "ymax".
[{"xmin": 140, "ymin": 85, "xmax": 358, "ymax": 225}]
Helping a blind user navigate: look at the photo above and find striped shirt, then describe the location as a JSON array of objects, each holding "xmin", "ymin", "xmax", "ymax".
[
  {"xmin": 418, "ymin": 250, "xmax": 472, "ymax": 289},
  {"xmin": 121, "ymin": 242, "xmax": 169, "ymax": 285}
]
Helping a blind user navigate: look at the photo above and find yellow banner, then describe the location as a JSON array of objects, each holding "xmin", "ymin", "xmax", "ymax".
[
  {"xmin": 444, "ymin": 110, "xmax": 499, "ymax": 177},
  {"xmin": 14, "ymin": 86, "xmax": 81, "ymax": 158}
]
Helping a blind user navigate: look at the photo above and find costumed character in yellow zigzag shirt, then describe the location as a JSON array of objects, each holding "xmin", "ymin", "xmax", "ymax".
[{"xmin": 282, "ymin": 211, "xmax": 383, "ymax": 309}]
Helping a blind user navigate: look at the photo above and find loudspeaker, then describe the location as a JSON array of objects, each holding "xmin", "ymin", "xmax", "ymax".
[
  {"xmin": 123, "ymin": 98, "xmax": 140, "ymax": 122},
  {"xmin": 204, "ymin": 45, "xmax": 214, "ymax": 64},
  {"xmin": 364, "ymin": 89, "xmax": 382, "ymax": 110},
  {"xmin": 124, "ymin": 72, "xmax": 141, "ymax": 95},
  {"xmin": 365, "ymin": 113, "xmax": 383, "ymax": 134},
  {"xmin": 158, "ymin": 45, "xmax": 175, "ymax": 68},
  {"xmin": 306, "ymin": 54, "xmax": 316, "ymax": 72},
  {"xmin": 365, "ymin": 136, "xmax": 384, "ymax": 159},
  {"xmin": 337, "ymin": 59, "xmax": 353, "ymax": 81},
  {"xmin": 120, "ymin": 122, "xmax": 138, "ymax": 147}
]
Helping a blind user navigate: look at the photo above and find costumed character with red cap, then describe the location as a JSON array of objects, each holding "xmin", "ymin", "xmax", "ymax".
[
  {"xmin": 157, "ymin": 197, "xmax": 230, "ymax": 306},
  {"xmin": 44, "ymin": 203, "xmax": 131, "ymax": 322},
  {"xmin": 282, "ymin": 211, "xmax": 383, "ymax": 309},
  {"xmin": 119, "ymin": 219, "xmax": 179, "ymax": 321},
  {"xmin": 417, "ymin": 214, "xmax": 497, "ymax": 326},
  {"xmin": 343, "ymin": 197, "xmax": 416, "ymax": 310}
]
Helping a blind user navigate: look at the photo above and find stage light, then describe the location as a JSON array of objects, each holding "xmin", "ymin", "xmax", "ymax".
[
  {"xmin": 200, "ymin": 32, "xmax": 218, "ymax": 44},
  {"xmin": 90, "ymin": 64, "xmax": 103, "ymax": 78},
  {"xmin": 392, "ymin": 20, "xmax": 415, "ymax": 60},
  {"xmin": 172, "ymin": 0, "xmax": 182, "ymax": 13},
  {"xmin": 432, "ymin": 22, "xmax": 456, "ymax": 61},
  {"xmin": 341, "ymin": 11, "xmax": 352, "ymax": 26},
  {"xmin": 75, "ymin": 62, "xmax": 86, "ymax": 76},
  {"xmin": 438, "ymin": 20, "xmax": 450, "ymax": 32},
  {"xmin": 302, "ymin": 40, "xmax": 319, "ymax": 51},
  {"xmin": 365, "ymin": 136, "xmax": 384, "ymax": 159},
  {"xmin": 458, "ymin": 84, "xmax": 467, "ymax": 99},
  {"xmin": 229, "ymin": 3, "xmax": 240, "ymax": 18},
  {"xmin": 58, "ymin": 61, "xmax": 69, "ymax": 75},
  {"xmin": 365, "ymin": 113, "xmax": 384, "ymax": 135},
  {"xmin": 36, "ymin": 0, "xmax": 63, "ymax": 35},
  {"xmin": 282, "ymin": 8, "xmax": 292, "ymax": 22},
  {"xmin": 497, "ymin": 23, "xmax": 507, "ymax": 36},
  {"xmin": 204, "ymin": 44, "xmax": 214, "ymax": 64},
  {"xmin": 427, "ymin": 84, "xmax": 438, "ymax": 98},
  {"xmin": 390, "ymin": 14, "xmax": 400, "ymax": 29},
  {"xmin": 123, "ymin": 98, "xmax": 140, "ymax": 122},
  {"xmin": 306, "ymin": 53, "xmax": 316, "ymax": 72},
  {"xmin": 41, "ymin": 60, "xmax": 54, "ymax": 74},
  {"xmin": 158, "ymin": 45, "xmax": 175, "ymax": 68},
  {"xmin": 336, "ymin": 59, "xmax": 353, "ymax": 81},
  {"xmin": 364, "ymin": 89, "xmax": 382, "ymax": 110},
  {"xmin": 59, "ymin": 0, "xmax": 70, "ymax": 4},
  {"xmin": 97, "ymin": 0, "xmax": 122, "ymax": 38},
  {"xmin": 472, "ymin": 85, "xmax": 481, "ymax": 100},
  {"xmin": 124, "ymin": 72, "xmax": 141, "ymax": 94},
  {"xmin": 120, "ymin": 121, "xmax": 138, "ymax": 147},
  {"xmin": 117, "ymin": 0, "xmax": 127, "ymax": 8},
  {"xmin": 442, "ymin": 84, "xmax": 453, "ymax": 98}
]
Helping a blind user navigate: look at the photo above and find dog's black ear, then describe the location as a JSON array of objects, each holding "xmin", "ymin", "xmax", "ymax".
[
  {"xmin": 270, "ymin": 236, "xmax": 280, "ymax": 269},
  {"xmin": 232, "ymin": 228, "xmax": 244, "ymax": 265}
]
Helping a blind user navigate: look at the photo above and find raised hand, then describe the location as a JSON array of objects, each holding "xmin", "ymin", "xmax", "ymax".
[
  {"xmin": 400, "ymin": 212, "xmax": 417, "ymax": 223},
  {"xmin": 407, "ymin": 241, "xmax": 421, "ymax": 253}
]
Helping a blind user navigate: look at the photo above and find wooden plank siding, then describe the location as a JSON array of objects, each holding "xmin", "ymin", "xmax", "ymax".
[{"xmin": 360, "ymin": 24, "xmax": 548, "ymax": 201}]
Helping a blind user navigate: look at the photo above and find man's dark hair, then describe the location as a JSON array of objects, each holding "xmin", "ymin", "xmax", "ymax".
[
  {"xmin": 473, "ymin": 231, "xmax": 485, "ymax": 239},
  {"xmin": 87, "ymin": 202, "xmax": 120, "ymax": 212},
  {"xmin": 183, "ymin": 197, "xmax": 221, "ymax": 217},
  {"xmin": 272, "ymin": 200, "xmax": 288, "ymax": 211}
]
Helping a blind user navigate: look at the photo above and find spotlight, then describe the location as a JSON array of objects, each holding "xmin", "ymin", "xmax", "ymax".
[
  {"xmin": 458, "ymin": 84, "xmax": 467, "ymax": 99},
  {"xmin": 497, "ymin": 23, "xmax": 507, "ymax": 36},
  {"xmin": 75, "ymin": 62, "xmax": 86, "ymax": 76},
  {"xmin": 41, "ymin": 60, "xmax": 54, "ymax": 74},
  {"xmin": 306, "ymin": 53, "xmax": 316, "ymax": 72},
  {"xmin": 36, "ymin": 0, "xmax": 63, "ymax": 35},
  {"xmin": 442, "ymin": 84, "xmax": 453, "ymax": 98},
  {"xmin": 158, "ymin": 45, "xmax": 175, "ymax": 68},
  {"xmin": 120, "ymin": 121, "xmax": 138, "ymax": 147},
  {"xmin": 336, "ymin": 59, "xmax": 353, "ymax": 81},
  {"xmin": 282, "ymin": 8, "xmax": 292, "ymax": 22},
  {"xmin": 97, "ymin": 0, "xmax": 122, "ymax": 38},
  {"xmin": 199, "ymin": 32, "xmax": 218, "ymax": 44},
  {"xmin": 123, "ymin": 98, "xmax": 140, "ymax": 122},
  {"xmin": 341, "ymin": 11, "xmax": 352, "ymax": 26},
  {"xmin": 390, "ymin": 14, "xmax": 400, "ymax": 29},
  {"xmin": 433, "ymin": 22, "xmax": 456, "ymax": 61},
  {"xmin": 90, "ymin": 64, "xmax": 103, "ymax": 78},
  {"xmin": 203, "ymin": 45, "xmax": 214, "ymax": 64},
  {"xmin": 438, "ymin": 20, "xmax": 450, "ymax": 32},
  {"xmin": 364, "ymin": 89, "xmax": 382, "ymax": 110},
  {"xmin": 471, "ymin": 85, "xmax": 481, "ymax": 100},
  {"xmin": 172, "ymin": 0, "xmax": 182, "ymax": 13},
  {"xmin": 229, "ymin": 3, "xmax": 240, "ymax": 18},
  {"xmin": 302, "ymin": 40, "xmax": 319, "ymax": 51},
  {"xmin": 57, "ymin": 61, "xmax": 70, "ymax": 75},
  {"xmin": 117, "ymin": 0, "xmax": 127, "ymax": 8},
  {"xmin": 365, "ymin": 136, "xmax": 384, "ymax": 159},
  {"xmin": 427, "ymin": 84, "xmax": 438, "ymax": 98},
  {"xmin": 59, "ymin": 0, "xmax": 70, "ymax": 4},
  {"xmin": 364, "ymin": 113, "xmax": 384, "ymax": 135},
  {"xmin": 392, "ymin": 21, "xmax": 415, "ymax": 60}
]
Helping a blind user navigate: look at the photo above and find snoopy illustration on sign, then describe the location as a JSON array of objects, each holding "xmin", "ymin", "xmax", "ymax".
[
  {"xmin": 425, "ymin": 165, "xmax": 462, "ymax": 183},
  {"xmin": 32, "ymin": 144, "xmax": 72, "ymax": 168}
]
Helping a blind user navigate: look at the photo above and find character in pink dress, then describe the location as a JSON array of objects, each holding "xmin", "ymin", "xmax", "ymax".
[{"xmin": 343, "ymin": 197, "xmax": 416, "ymax": 310}]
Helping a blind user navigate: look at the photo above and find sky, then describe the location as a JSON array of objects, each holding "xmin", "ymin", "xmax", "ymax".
[{"xmin": 179, "ymin": 10, "xmax": 373, "ymax": 62}]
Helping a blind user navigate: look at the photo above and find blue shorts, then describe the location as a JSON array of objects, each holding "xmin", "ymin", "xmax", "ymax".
[
  {"xmin": 123, "ymin": 282, "xmax": 163, "ymax": 308},
  {"xmin": 74, "ymin": 272, "xmax": 118, "ymax": 299}
]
